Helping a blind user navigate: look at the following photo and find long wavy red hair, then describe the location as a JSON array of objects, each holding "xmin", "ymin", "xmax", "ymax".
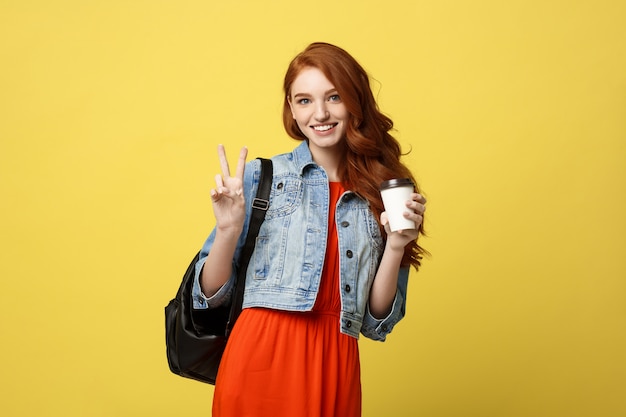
[{"xmin": 282, "ymin": 42, "xmax": 427, "ymax": 269}]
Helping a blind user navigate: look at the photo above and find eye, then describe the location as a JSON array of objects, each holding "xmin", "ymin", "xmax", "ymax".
[
  {"xmin": 328, "ymin": 94, "xmax": 341, "ymax": 102},
  {"xmin": 297, "ymin": 98, "xmax": 311, "ymax": 105}
]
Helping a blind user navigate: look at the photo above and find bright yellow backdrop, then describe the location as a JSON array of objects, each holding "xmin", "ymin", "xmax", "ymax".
[{"xmin": 1, "ymin": 1, "xmax": 625, "ymax": 416}]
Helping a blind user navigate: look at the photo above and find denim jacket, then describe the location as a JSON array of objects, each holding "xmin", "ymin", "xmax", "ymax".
[{"xmin": 192, "ymin": 141, "xmax": 409, "ymax": 341}]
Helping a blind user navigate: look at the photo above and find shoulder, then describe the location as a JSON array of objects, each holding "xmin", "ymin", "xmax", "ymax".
[
  {"xmin": 243, "ymin": 158, "xmax": 262, "ymax": 187},
  {"xmin": 241, "ymin": 152, "xmax": 293, "ymax": 191},
  {"xmin": 245, "ymin": 142, "xmax": 313, "ymax": 182},
  {"xmin": 273, "ymin": 141, "xmax": 315, "ymax": 175}
]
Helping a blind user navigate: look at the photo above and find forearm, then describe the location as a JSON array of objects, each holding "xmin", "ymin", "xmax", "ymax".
[
  {"xmin": 200, "ymin": 229, "xmax": 240, "ymax": 298},
  {"xmin": 368, "ymin": 242, "xmax": 404, "ymax": 319}
]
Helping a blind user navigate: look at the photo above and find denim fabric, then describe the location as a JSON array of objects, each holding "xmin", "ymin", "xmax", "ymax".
[{"xmin": 192, "ymin": 141, "xmax": 409, "ymax": 341}]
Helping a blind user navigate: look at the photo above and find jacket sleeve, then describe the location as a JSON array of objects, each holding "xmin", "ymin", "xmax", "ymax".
[
  {"xmin": 190, "ymin": 159, "xmax": 261, "ymax": 310},
  {"xmin": 190, "ymin": 228, "xmax": 237, "ymax": 310},
  {"xmin": 360, "ymin": 266, "xmax": 410, "ymax": 341}
]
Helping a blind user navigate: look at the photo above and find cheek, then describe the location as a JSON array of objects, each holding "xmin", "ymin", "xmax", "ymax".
[
  {"xmin": 296, "ymin": 120, "xmax": 310, "ymax": 135},
  {"xmin": 335, "ymin": 105, "xmax": 349, "ymax": 121},
  {"xmin": 292, "ymin": 109, "xmax": 308, "ymax": 125},
  {"xmin": 292, "ymin": 113, "xmax": 309, "ymax": 132}
]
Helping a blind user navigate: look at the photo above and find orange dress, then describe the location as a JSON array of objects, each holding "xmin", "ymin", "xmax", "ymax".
[{"xmin": 212, "ymin": 182, "xmax": 361, "ymax": 417}]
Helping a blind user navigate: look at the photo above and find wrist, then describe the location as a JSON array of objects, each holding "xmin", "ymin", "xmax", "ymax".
[
  {"xmin": 215, "ymin": 226, "xmax": 243, "ymax": 243},
  {"xmin": 384, "ymin": 239, "xmax": 405, "ymax": 258}
]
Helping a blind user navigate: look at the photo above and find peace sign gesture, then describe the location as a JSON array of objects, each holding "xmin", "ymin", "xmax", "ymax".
[{"xmin": 210, "ymin": 144, "xmax": 248, "ymax": 236}]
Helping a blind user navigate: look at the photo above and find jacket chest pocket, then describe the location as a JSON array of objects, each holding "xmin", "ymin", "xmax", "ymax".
[{"xmin": 265, "ymin": 175, "xmax": 303, "ymax": 220}]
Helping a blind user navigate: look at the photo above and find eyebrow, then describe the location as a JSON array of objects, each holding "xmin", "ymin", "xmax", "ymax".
[{"xmin": 292, "ymin": 89, "xmax": 338, "ymax": 99}]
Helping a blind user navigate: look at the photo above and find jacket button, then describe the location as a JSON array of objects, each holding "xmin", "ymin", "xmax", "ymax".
[
  {"xmin": 345, "ymin": 284, "xmax": 351, "ymax": 293},
  {"xmin": 341, "ymin": 221, "xmax": 350, "ymax": 227},
  {"xmin": 346, "ymin": 320, "xmax": 352, "ymax": 328},
  {"xmin": 346, "ymin": 250, "xmax": 353, "ymax": 258}
]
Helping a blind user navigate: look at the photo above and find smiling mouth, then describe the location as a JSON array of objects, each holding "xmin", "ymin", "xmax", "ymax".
[{"xmin": 311, "ymin": 123, "xmax": 338, "ymax": 132}]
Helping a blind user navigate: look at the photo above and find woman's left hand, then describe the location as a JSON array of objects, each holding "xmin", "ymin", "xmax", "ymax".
[{"xmin": 381, "ymin": 193, "xmax": 426, "ymax": 251}]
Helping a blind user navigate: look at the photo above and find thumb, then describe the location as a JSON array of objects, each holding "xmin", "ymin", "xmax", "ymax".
[{"xmin": 380, "ymin": 212, "xmax": 392, "ymax": 234}]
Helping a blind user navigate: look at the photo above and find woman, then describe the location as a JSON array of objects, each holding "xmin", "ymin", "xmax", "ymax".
[{"xmin": 192, "ymin": 42, "xmax": 427, "ymax": 416}]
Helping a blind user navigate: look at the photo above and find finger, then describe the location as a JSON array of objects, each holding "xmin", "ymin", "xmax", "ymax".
[
  {"xmin": 215, "ymin": 173, "xmax": 224, "ymax": 189},
  {"xmin": 407, "ymin": 196, "xmax": 426, "ymax": 215},
  {"xmin": 403, "ymin": 212, "xmax": 424, "ymax": 230},
  {"xmin": 404, "ymin": 201, "xmax": 424, "ymax": 216},
  {"xmin": 217, "ymin": 144, "xmax": 231, "ymax": 178},
  {"xmin": 408, "ymin": 202, "xmax": 426, "ymax": 216},
  {"xmin": 210, "ymin": 188, "xmax": 219, "ymax": 201},
  {"xmin": 414, "ymin": 193, "xmax": 427, "ymax": 204},
  {"xmin": 235, "ymin": 146, "xmax": 248, "ymax": 180},
  {"xmin": 380, "ymin": 212, "xmax": 391, "ymax": 234}
]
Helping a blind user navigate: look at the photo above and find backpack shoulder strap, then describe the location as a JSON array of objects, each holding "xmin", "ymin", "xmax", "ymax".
[{"xmin": 226, "ymin": 158, "xmax": 273, "ymax": 335}]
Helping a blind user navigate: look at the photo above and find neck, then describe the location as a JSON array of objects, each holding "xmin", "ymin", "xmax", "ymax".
[
  {"xmin": 310, "ymin": 148, "xmax": 344, "ymax": 182},
  {"xmin": 324, "ymin": 168, "xmax": 341, "ymax": 182}
]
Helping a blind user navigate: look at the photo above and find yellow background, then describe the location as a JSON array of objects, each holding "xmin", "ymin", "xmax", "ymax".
[{"xmin": 1, "ymin": 0, "xmax": 625, "ymax": 416}]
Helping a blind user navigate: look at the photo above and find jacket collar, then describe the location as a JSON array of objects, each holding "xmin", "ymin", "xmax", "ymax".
[
  {"xmin": 292, "ymin": 141, "xmax": 317, "ymax": 175},
  {"xmin": 291, "ymin": 140, "xmax": 364, "ymax": 203}
]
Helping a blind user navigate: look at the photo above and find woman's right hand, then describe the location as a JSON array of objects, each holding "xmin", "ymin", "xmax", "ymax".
[{"xmin": 210, "ymin": 144, "xmax": 248, "ymax": 237}]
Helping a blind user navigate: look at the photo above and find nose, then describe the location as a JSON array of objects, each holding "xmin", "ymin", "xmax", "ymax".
[{"xmin": 314, "ymin": 102, "xmax": 329, "ymax": 121}]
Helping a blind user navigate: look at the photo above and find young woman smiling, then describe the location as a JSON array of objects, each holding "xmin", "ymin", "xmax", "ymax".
[{"xmin": 192, "ymin": 42, "xmax": 427, "ymax": 417}]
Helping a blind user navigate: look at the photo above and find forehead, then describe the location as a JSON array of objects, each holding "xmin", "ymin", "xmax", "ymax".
[{"xmin": 291, "ymin": 67, "xmax": 336, "ymax": 95}]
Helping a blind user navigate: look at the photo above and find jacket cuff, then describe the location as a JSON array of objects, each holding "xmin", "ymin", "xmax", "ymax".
[
  {"xmin": 191, "ymin": 256, "xmax": 235, "ymax": 309},
  {"xmin": 361, "ymin": 266, "xmax": 409, "ymax": 341},
  {"xmin": 361, "ymin": 290, "xmax": 405, "ymax": 341}
]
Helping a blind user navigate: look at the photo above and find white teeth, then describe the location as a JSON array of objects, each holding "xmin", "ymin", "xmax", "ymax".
[{"xmin": 313, "ymin": 124, "xmax": 334, "ymax": 131}]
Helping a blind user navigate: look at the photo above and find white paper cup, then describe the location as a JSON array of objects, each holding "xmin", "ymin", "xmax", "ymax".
[{"xmin": 380, "ymin": 178, "xmax": 415, "ymax": 232}]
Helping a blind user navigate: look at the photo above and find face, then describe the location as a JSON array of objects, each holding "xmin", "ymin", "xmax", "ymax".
[{"xmin": 288, "ymin": 67, "xmax": 348, "ymax": 156}]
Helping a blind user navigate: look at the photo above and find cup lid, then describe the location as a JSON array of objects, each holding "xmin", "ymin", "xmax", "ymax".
[{"xmin": 380, "ymin": 178, "xmax": 414, "ymax": 190}]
